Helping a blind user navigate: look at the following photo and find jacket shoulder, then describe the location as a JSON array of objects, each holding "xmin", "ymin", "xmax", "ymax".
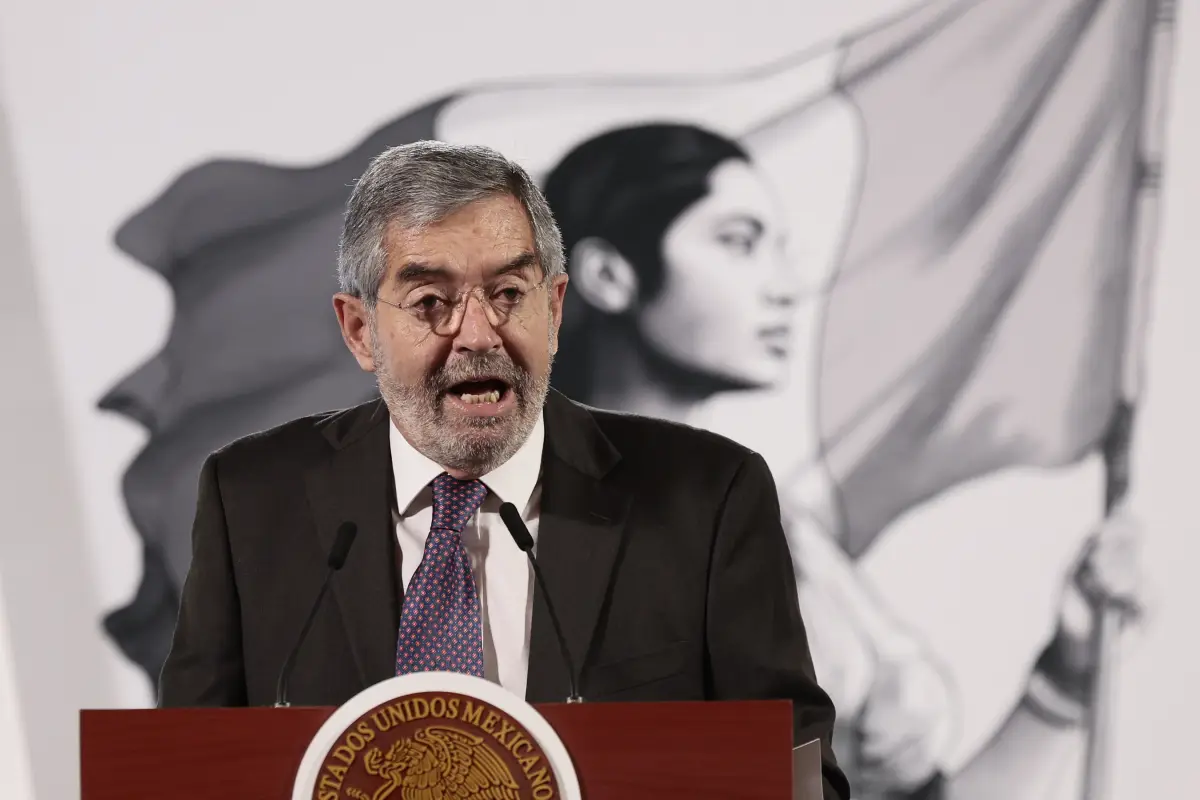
[
  {"xmin": 206, "ymin": 400, "xmax": 379, "ymax": 477},
  {"xmin": 584, "ymin": 403, "xmax": 761, "ymax": 475}
]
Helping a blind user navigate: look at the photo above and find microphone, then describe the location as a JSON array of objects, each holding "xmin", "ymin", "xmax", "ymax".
[
  {"xmin": 275, "ymin": 521, "xmax": 358, "ymax": 708},
  {"xmin": 498, "ymin": 502, "xmax": 583, "ymax": 703}
]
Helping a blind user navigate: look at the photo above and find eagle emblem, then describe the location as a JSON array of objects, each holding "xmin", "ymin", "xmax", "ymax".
[{"xmin": 346, "ymin": 724, "xmax": 522, "ymax": 800}]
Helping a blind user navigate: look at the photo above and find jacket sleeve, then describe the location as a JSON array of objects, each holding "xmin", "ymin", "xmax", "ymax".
[
  {"xmin": 706, "ymin": 451, "xmax": 851, "ymax": 800},
  {"xmin": 157, "ymin": 452, "xmax": 248, "ymax": 707}
]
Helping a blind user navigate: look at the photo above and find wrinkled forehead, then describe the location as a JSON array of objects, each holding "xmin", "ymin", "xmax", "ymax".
[{"xmin": 383, "ymin": 195, "xmax": 538, "ymax": 286}]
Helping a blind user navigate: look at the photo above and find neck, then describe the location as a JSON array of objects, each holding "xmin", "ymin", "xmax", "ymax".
[{"xmin": 584, "ymin": 331, "xmax": 713, "ymax": 425}]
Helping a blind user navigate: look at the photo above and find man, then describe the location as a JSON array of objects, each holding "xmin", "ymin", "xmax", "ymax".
[{"xmin": 159, "ymin": 141, "xmax": 851, "ymax": 798}]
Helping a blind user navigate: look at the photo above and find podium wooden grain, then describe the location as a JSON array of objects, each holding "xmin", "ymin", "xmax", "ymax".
[{"xmin": 81, "ymin": 700, "xmax": 796, "ymax": 799}]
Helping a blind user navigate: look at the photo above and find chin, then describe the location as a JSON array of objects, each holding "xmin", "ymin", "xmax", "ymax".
[
  {"xmin": 437, "ymin": 430, "xmax": 522, "ymax": 477},
  {"xmin": 438, "ymin": 408, "xmax": 531, "ymax": 465},
  {"xmin": 738, "ymin": 353, "xmax": 789, "ymax": 388},
  {"xmin": 709, "ymin": 364, "xmax": 780, "ymax": 391},
  {"xmin": 455, "ymin": 419, "xmax": 515, "ymax": 442}
]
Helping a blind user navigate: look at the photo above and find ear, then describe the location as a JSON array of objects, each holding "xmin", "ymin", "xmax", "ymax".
[
  {"xmin": 569, "ymin": 237, "xmax": 638, "ymax": 314},
  {"xmin": 332, "ymin": 293, "xmax": 377, "ymax": 373},
  {"xmin": 546, "ymin": 273, "xmax": 569, "ymax": 356}
]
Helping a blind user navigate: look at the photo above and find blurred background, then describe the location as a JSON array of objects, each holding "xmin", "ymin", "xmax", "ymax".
[{"xmin": 1, "ymin": 1, "xmax": 1197, "ymax": 798}]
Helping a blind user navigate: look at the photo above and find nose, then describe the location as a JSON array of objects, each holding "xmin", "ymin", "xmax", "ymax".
[
  {"xmin": 764, "ymin": 257, "xmax": 800, "ymax": 309},
  {"xmin": 765, "ymin": 284, "xmax": 797, "ymax": 309},
  {"xmin": 451, "ymin": 292, "xmax": 503, "ymax": 353}
]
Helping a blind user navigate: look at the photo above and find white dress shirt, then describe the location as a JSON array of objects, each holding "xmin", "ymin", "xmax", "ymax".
[{"xmin": 389, "ymin": 415, "xmax": 544, "ymax": 699}]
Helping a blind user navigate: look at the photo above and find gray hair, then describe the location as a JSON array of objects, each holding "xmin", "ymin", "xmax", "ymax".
[{"xmin": 337, "ymin": 141, "xmax": 565, "ymax": 305}]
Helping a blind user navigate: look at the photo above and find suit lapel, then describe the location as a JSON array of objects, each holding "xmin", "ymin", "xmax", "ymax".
[
  {"xmin": 525, "ymin": 391, "xmax": 632, "ymax": 703},
  {"xmin": 303, "ymin": 400, "xmax": 399, "ymax": 690}
]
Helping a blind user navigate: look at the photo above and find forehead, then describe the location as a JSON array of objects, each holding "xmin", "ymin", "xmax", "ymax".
[
  {"xmin": 692, "ymin": 159, "xmax": 779, "ymax": 222},
  {"xmin": 384, "ymin": 193, "xmax": 535, "ymax": 278}
]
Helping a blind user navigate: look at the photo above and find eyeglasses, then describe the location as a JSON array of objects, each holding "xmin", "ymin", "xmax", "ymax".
[{"xmin": 374, "ymin": 278, "xmax": 548, "ymax": 335}]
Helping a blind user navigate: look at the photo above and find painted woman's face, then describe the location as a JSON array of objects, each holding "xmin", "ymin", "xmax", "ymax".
[{"xmin": 637, "ymin": 158, "xmax": 796, "ymax": 389}]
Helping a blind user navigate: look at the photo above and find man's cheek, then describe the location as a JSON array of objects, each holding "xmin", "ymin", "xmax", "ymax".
[
  {"xmin": 422, "ymin": 361, "xmax": 452, "ymax": 394},
  {"xmin": 500, "ymin": 331, "xmax": 538, "ymax": 367}
]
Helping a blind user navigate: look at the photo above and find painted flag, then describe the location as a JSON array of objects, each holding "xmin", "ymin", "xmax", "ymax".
[
  {"xmin": 809, "ymin": 0, "xmax": 1170, "ymax": 556},
  {"xmin": 98, "ymin": 102, "xmax": 454, "ymax": 676},
  {"xmin": 101, "ymin": 0, "xmax": 1169, "ymax": 678}
]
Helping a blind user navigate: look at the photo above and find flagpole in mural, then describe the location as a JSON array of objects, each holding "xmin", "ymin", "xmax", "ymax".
[{"xmin": 1087, "ymin": 2, "xmax": 1176, "ymax": 797}]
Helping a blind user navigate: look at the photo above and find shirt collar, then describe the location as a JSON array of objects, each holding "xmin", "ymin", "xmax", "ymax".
[{"xmin": 389, "ymin": 412, "xmax": 545, "ymax": 515}]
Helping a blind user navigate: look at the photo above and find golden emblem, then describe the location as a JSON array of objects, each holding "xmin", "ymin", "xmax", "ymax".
[
  {"xmin": 314, "ymin": 691, "xmax": 561, "ymax": 800},
  {"xmin": 351, "ymin": 724, "xmax": 519, "ymax": 800}
]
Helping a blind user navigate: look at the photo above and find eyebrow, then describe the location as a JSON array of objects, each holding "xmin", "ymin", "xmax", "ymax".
[
  {"xmin": 494, "ymin": 251, "xmax": 540, "ymax": 278},
  {"xmin": 393, "ymin": 251, "xmax": 539, "ymax": 286},
  {"xmin": 714, "ymin": 214, "xmax": 765, "ymax": 234}
]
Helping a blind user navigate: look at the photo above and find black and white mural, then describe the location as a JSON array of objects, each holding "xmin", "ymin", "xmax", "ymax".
[{"xmin": 0, "ymin": 0, "xmax": 1189, "ymax": 798}]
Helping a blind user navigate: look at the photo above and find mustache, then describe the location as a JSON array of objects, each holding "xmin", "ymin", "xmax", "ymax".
[{"xmin": 427, "ymin": 352, "xmax": 530, "ymax": 394}]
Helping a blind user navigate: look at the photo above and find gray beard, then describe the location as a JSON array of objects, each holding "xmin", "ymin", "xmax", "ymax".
[{"xmin": 373, "ymin": 338, "xmax": 550, "ymax": 478}]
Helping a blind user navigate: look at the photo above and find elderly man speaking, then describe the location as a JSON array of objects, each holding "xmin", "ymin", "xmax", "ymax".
[{"xmin": 158, "ymin": 140, "xmax": 850, "ymax": 800}]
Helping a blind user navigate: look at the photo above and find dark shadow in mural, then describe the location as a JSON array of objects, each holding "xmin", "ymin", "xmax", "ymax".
[{"xmin": 101, "ymin": 0, "xmax": 1175, "ymax": 797}]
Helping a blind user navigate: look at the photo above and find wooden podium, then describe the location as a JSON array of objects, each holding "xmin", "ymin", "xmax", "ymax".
[{"xmin": 81, "ymin": 700, "xmax": 813, "ymax": 799}]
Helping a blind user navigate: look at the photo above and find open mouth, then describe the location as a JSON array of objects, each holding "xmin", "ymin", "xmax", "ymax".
[{"xmin": 446, "ymin": 378, "xmax": 512, "ymax": 406}]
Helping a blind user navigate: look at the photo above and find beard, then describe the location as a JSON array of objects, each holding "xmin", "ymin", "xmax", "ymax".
[{"xmin": 373, "ymin": 333, "xmax": 551, "ymax": 478}]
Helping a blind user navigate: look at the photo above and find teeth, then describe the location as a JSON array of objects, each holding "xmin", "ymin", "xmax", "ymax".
[{"xmin": 461, "ymin": 390, "xmax": 501, "ymax": 405}]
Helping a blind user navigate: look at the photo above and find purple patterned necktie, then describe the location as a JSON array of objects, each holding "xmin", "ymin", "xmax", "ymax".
[{"xmin": 395, "ymin": 473, "xmax": 488, "ymax": 677}]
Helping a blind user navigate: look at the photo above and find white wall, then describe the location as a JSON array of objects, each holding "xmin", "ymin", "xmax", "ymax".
[
  {"xmin": 0, "ymin": 574, "xmax": 34, "ymax": 800},
  {"xmin": 1, "ymin": 69, "xmax": 119, "ymax": 800}
]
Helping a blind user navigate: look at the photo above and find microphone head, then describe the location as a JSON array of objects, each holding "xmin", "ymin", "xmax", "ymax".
[
  {"xmin": 498, "ymin": 502, "xmax": 534, "ymax": 552},
  {"xmin": 328, "ymin": 522, "xmax": 358, "ymax": 570}
]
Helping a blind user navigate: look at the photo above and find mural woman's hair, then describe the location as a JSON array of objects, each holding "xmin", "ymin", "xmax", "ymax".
[{"xmin": 542, "ymin": 123, "xmax": 749, "ymax": 401}]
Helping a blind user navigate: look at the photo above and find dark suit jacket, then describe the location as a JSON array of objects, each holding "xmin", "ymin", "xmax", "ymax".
[{"xmin": 159, "ymin": 390, "xmax": 850, "ymax": 799}]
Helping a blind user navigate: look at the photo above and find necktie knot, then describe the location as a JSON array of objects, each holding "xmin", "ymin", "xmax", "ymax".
[{"xmin": 430, "ymin": 473, "xmax": 488, "ymax": 533}]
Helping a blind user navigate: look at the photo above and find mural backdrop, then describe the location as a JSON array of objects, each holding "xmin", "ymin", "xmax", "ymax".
[{"xmin": 0, "ymin": 1, "xmax": 1195, "ymax": 799}]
